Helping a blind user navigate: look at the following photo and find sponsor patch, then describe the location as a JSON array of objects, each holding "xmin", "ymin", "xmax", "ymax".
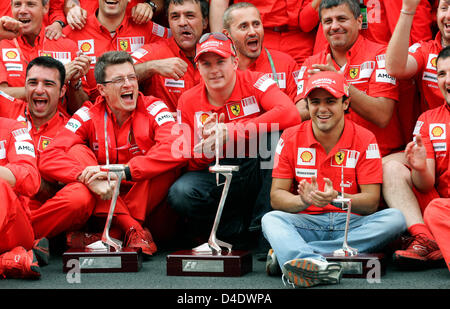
[
  {"xmin": 293, "ymin": 66, "xmax": 307, "ymax": 82},
  {"xmin": 152, "ymin": 23, "xmax": 166, "ymax": 37},
  {"xmin": 432, "ymin": 142, "xmax": 447, "ymax": 152},
  {"xmin": 422, "ymin": 71, "xmax": 437, "ymax": 83},
  {"xmin": 330, "ymin": 149, "xmax": 360, "ymax": 168},
  {"xmin": 264, "ymin": 72, "xmax": 286, "ymax": 89},
  {"xmin": 147, "ymin": 101, "xmax": 168, "ymax": 116},
  {"xmin": 295, "ymin": 168, "xmax": 317, "ymax": 178},
  {"xmin": 117, "ymin": 36, "xmax": 145, "ymax": 53},
  {"xmin": 11, "ymin": 128, "xmax": 31, "ymax": 142},
  {"xmin": 164, "ymin": 78, "xmax": 185, "ymax": 88},
  {"xmin": 297, "ymin": 148, "xmax": 316, "ymax": 166},
  {"xmin": 0, "ymin": 90, "xmax": 15, "ymax": 101},
  {"xmin": 429, "ymin": 123, "xmax": 446, "ymax": 140},
  {"xmin": 5, "ymin": 63, "xmax": 23, "ymax": 71},
  {"xmin": 65, "ymin": 118, "xmax": 82, "ymax": 133},
  {"xmin": 408, "ymin": 43, "xmax": 421, "ymax": 53},
  {"xmin": 413, "ymin": 121, "xmax": 424, "ymax": 135},
  {"xmin": 131, "ymin": 48, "xmax": 148, "ymax": 60},
  {"xmin": 74, "ymin": 106, "xmax": 91, "ymax": 122},
  {"xmin": 375, "ymin": 69, "xmax": 396, "ymax": 85},
  {"xmin": 275, "ymin": 137, "xmax": 284, "ymax": 155},
  {"xmin": 39, "ymin": 51, "xmax": 72, "ymax": 65},
  {"xmin": 195, "ymin": 111, "xmax": 212, "ymax": 128},
  {"xmin": 254, "ymin": 75, "xmax": 276, "ymax": 92},
  {"xmin": 426, "ymin": 54, "xmax": 438, "ymax": 71},
  {"xmin": 155, "ymin": 111, "xmax": 175, "ymax": 126},
  {"xmin": 2, "ymin": 48, "xmax": 20, "ymax": 61},
  {"xmin": 0, "ymin": 140, "xmax": 6, "ymax": 159},
  {"xmin": 15, "ymin": 141, "xmax": 35, "ymax": 157},
  {"xmin": 226, "ymin": 96, "xmax": 260, "ymax": 120},
  {"xmin": 78, "ymin": 39, "xmax": 95, "ymax": 54},
  {"xmin": 376, "ymin": 54, "xmax": 386, "ymax": 69},
  {"xmin": 366, "ymin": 144, "xmax": 381, "ymax": 159},
  {"xmin": 38, "ymin": 135, "xmax": 52, "ymax": 152}
]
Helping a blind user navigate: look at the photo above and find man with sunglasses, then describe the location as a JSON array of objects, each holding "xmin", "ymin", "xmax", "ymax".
[
  {"xmin": 132, "ymin": 0, "xmax": 208, "ymax": 112},
  {"xmin": 39, "ymin": 51, "xmax": 192, "ymax": 257},
  {"xmin": 169, "ymin": 32, "xmax": 301, "ymax": 252}
]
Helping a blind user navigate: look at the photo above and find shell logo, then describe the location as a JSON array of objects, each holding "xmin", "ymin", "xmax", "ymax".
[
  {"xmin": 431, "ymin": 125, "xmax": 444, "ymax": 138},
  {"xmin": 81, "ymin": 42, "xmax": 92, "ymax": 53},
  {"xmin": 430, "ymin": 56, "xmax": 437, "ymax": 68},
  {"xmin": 199, "ymin": 113, "xmax": 210, "ymax": 124},
  {"xmin": 6, "ymin": 50, "xmax": 17, "ymax": 59},
  {"xmin": 300, "ymin": 151, "xmax": 313, "ymax": 162}
]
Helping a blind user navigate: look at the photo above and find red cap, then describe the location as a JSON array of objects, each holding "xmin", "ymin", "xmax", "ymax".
[
  {"xmin": 194, "ymin": 33, "xmax": 236, "ymax": 62},
  {"xmin": 304, "ymin": 71, "xmax": 349, "ymax": 98}
]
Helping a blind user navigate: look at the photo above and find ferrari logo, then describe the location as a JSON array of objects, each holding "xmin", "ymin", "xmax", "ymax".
[
  {"xmin": 119, "ymin": 40, "xmax": 129, "ymax": 51},
  {"xmin": 334, "ymin": 151, "xmax": 345, "ymax": 165},
  {"xmin": 230, "ymin": 103, "xmax": 241, "ymax": 116},
  {"xmin": 349, "ymin": 67, "xmax": 359, "ymax": 79},
  {"xmin": 42, "ymin": 139, "xmax": 50, "ymax": 150}
]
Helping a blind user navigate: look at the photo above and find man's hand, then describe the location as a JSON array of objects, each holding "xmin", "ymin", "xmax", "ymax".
[
  {"xmin": 66, "ymin": 5, "xmax": 87, "ymax": 30},
  {"xmin": 151, "ymin": 57, "xmax": 188, "ymax": 80},
  {"xmin": 65, "ymin": 52, "xmax": 91, "ymax": 83},
  {"xmin": 193, "ymin": 113, "xmax": 227, "ymax": 156},
  {"xmin": 45, "ymin": 21, "xmax": 65, "ymax": 40},
  {"xmin": 309, "ymin": 54, "xmax": 338, "ymax": 76},
  {"xmin": 298, "ymin": 176, "xmax": 335, "ymax": 207},
  {"xmin": 131, "ymin": 2, "xmax": 154, "ymax": 24},
  {"xmin": 405, "ymin": 134, "xmax": 428, "ymax": 172},
  {"xmin": 0, "ymin": 16, "xmax": 22, "ymax": 40}
]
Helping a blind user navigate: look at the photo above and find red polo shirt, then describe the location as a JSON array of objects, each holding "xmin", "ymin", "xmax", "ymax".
[
  {"xmin": 0, "ymin": 0, "xmax": 66, "ymax": 26},
  {"xmin": 0, "ymin": 90, "xmax": 68, "ymax": 163},
  {"xmin": 64, "ymin": 14, "xmax": 169, "ymax": 101},
  {"xmin": 177, "ymin": 69, "xmax": 302, "ymax": 169},
  {"xmin": 131, "ymin": 37, "xmax": 200, "ymax": 112},
  {"xmin": 297, "ymin": 35, "xmax": 403, "ymax": 156},
  {"xmin": 413, "ymin": 102, "xmax": 450, "ymax": 198},
  {"xmin": 0, "ymin": 27, "xmax": 78, "ymax": 87},
  {"xmin": 273, "ymin": 119, "xmax": 382, "ymax": 215},
  {"xmin": 246, "ymin": 47, "xmax": 300, "ymax": 102},
  {"xmin": 408, "ymin": 32, "xmax": 444, "ymax": 112}
]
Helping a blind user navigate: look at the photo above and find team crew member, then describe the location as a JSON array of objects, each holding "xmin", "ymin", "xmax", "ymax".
[
  {"xmin": 39, "ymin": 51, "xmax": 194, "ymax": 256},
  {"xmin": 262, "ymin": 71, "xmax": 406, "ymax": 288},
  {"xmin": 386, "ymin": 0, "xmax": 450, "ymax": 113},
  {"xmin": 132, "ymin": 0, "xmax": 208, "ymax": 112},
  {"xmin": 383, "ymin": 46, "xmax": 450, "ymax": 270},
  {"xmin": 169, "ymin": 33, "xmax": 301, "ymax": 250},
  {"xmin": 297, "ymin": 0, "xmax": 402, "ymax": 157},
  {"xmin": 64, "ymin": 0, "xmax": 170, "ymax": 101},
  {"xmin": 0, "ymin": 0, "xmax": 84, "ymax": 103},
  {"xmin": 222, "ymin": 2, "xmax": 300, "ymax": 103},
  {"xmin": 0, "ymin": 56, "xmax": 96, "ymax": 240},
  {"xmin": 0, "ymin": 117, "xmax": 42, "ymax": 279},
  {"xmin": 64, "ymin": 0, "xmax": 164, "ymax": 30},
  {"xmin": 209, "ymin": 0, "xmax": 320, "ymax": 66}
]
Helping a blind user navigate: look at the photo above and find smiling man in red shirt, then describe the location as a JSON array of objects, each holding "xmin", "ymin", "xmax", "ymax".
[
  {"xmin": 169, "ymin": 32, "xmax": 301, "ymax": 252},
  {"xmin": 132, "ymin": 0, "xmax": 208, "ymax": 112}
]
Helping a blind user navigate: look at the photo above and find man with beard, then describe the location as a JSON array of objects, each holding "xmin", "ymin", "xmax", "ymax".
[
  {"xmin": 132, "ymin": 0, "xmax": 208, "ymax": 112},
  {"xmin": 222, "ymin": 2, "xmax": 300, "ymax": 104}
]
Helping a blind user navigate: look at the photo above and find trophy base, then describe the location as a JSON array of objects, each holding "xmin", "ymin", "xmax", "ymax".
[
  {"xmin": 166, "ymin": 249, "xmax": 252, "ymax": 277},
  {"xmin": 323, "ymin": 253, "xmax": 386, "ymax": 278},
  {"xmin": 62, "ymin": 247, "xmax": 142, "ymax": 273}
]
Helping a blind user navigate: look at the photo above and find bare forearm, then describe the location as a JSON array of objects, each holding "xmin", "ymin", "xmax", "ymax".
[
  {"xmin": 0, "ymin": 166, "xmax": 16, "ymax": 187},
  {"xmin": 270, "ymin": 189, "xmax": 309, "ymax": 213},
  {"xmin": 209, "ymin": 0, "xmax": 229, "ymax": 32}
]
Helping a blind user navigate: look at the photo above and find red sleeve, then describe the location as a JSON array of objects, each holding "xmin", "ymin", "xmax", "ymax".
[
  {"xmin": 355, "ymin": 134, "xmax": 383, "ymax": 185},
  {"xmin": 48, "ymin": 0, "xmax": 67, "ymax": 25},
  {"xmin": 367, "ymin": 47, "xmax": 399, "ymax": 101},
  {"xmin": 39, "ymin": 111, "xmax": 92, "ymax": 183},
  {"xmin": 127, "ymin": 99, "xmax": 190, "ymax": 180},
  {"xmin": 298, "ymin": 0, "xmax": 320, "ymax": 33},
  {"xmin": 272, "ymin": 128, "xmax": 295, "ymax": 179},
  {"xmin": 416, "ymin": 112, "xmax": 435, "ymax": 159},
  {"xmin": 4, "ymin": 120, "xmax": 40, "ymax": 197}
]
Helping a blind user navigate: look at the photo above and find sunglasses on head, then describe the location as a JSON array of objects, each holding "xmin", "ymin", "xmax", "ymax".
[{"xmin": 199, "ymin": 32, "xmax": 230, "ymax": 44}]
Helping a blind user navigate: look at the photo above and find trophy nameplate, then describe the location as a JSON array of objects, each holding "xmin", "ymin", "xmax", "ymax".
[
  {"xmin": 166, "ymin": 117, "xmax": 252, "ymax": 277},
  {"xmin": 62, "ymin": 164, "xmax": 141, "ymax": 273}
]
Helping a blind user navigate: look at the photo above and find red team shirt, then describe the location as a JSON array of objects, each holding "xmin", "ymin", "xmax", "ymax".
[
  {"xmin": 0, "ymin": 27, "xmax": 78, "ymax": 87},
  {"xmin": 408, "ymin": 32, "xmax": 444, "ymax": 112},
  {"xmin": 131, "ymin": 37, "xmax": 201, "ymax": 112},
  {"xmin": 413, "ymin": 103, "xmax": 450, "ymax": 198},
  {"xmin": 246, "ymin": 47, "xmax": 300, "ymax": 102},
  {"xmin": 297, "ymin": 35, "xmax": 403, "ymax": 156},
  {"xmin": 273, "ymin": 119, "xmax": 383, "ymax": 215},
  {"xmin": 63, "ymin": 14, "xmax": 169, "ymax": 100},
  {"xmin": 177, "ymin": 69, "xmax": 302, "ymax": 169},
  {"xmin": 0, "ymin": 90, "xmax": 68, "ymax": 163}
]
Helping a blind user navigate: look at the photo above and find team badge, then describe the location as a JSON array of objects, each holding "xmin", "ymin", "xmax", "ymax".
[
  {"xmin": 38, "ymin": 136, "xmax": 52, "ymax": 152},
  {"xmin": 119, "ymin": 39, "xmax": 130, "ymax": 52},
  {"xmin": 349, "ymin": 66, "xmax": 359, "ymax": 79},
  {"xmin": 334, "ymin": 151, "xmax": 345, "ymax": 165},
  {"xmin": 230, "ymin": 103, "xmax": 241, "ymax": 117}
]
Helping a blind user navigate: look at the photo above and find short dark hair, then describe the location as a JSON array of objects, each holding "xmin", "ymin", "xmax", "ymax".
[
  {"xmin": 165, "ymin": 0, "xmax": 209, "ymax": 19},
  {"xmin": 437, "ymin": 45, "xmax": 450, "ymax": 67},
  {"xmin": 26, "ymin": 56, "xmax": 66, "ymax": 88},
  {"xmin": 11, "ymin": 0, "xmax": 49, "ymax": 6},
  {"xmin": 94, "ymin": 51, "xmax": 134, "ymax": 84},
  {"xmin": 319, "ymin": 0, "xmax": 361, "ymax": 20},
  {"xmin": 223, "ymin": 2, "xmax": 259, "ymax": 31}
]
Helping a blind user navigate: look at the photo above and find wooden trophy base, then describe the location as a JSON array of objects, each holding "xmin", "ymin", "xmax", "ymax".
[
  {"xmin": 323, "ymin": 253, "xmax": 386, "ymax": 278},
  {"xmin": 62, "ymin": 248, "xmax": 142, "ymax": 273},
  {"xmin": 166, "ymin": 249, "xmax": 252, "ymax": 277}
]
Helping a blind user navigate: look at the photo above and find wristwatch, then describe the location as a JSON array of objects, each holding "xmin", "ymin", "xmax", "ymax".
[
  {"xmin": 69, "ymin": 78, "xmax": 82, "ymax": 90},
  {"xmin": 55, "ymin": 20, "xmax": 66, "ymax": 28},
  {"xmin": 145, "ymin": 0, "xmax": 157, "ymax": 12}
]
